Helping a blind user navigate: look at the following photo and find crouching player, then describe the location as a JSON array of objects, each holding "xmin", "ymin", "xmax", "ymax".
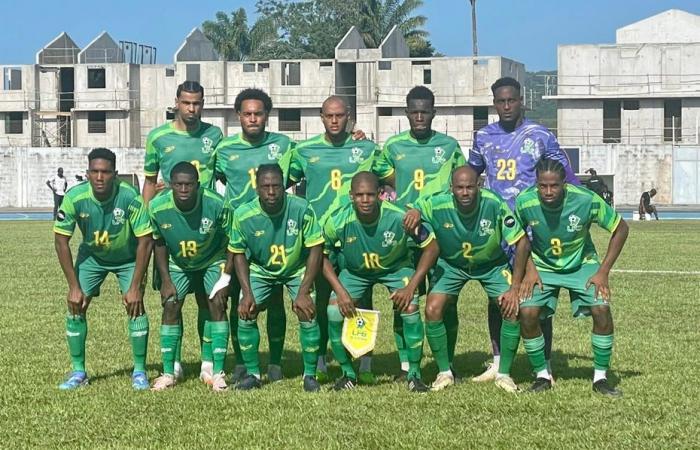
[
  {"xmin": 149, "ymin": 162, "xmax": 230, "ymax": 392},
  {"xmin": 54, "ymin": 148, "xmax": 153, "ymax": 390},
  {"xmin": 228, "ymin": 164, "xmax": 324, "ymax": 392},
  {"xmin": 516, "ymin": 159, "xmax": 628, "ymax": 397},
  {"xmin": 404, "ymin": 166, "xmax": 529, "ymax": 392},
  {"xmin": 323, "ymin": 171, "xmax": 439, "ymax": 392}
]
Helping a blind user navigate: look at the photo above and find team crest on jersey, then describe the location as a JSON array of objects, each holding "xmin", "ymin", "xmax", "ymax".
[
  {"xmin": 567, "ymin": 214, "xmax": 582, "ymax": 232},
  {"xmin": 520, "ymin": 138, "xmax": 538, "ymax": 157},
  {"xmin": 349, "ymin": 147, "xmax": 365, "ymax": 164},
  {"xmin": 112, "ymin": 208, "xmax": 125, "ymax": 225},
  {"xmin": 199, "ymin": 217, "xmax": 213, "ymax": 234},
  {"xmin": 382, "ymin": 231, "xmax": 396, "ymax": 248},
  {"xmin": 268, "ymin": 143, "xmax": 281, "ymax": 160},
  {"xmin": 201, "ymin": 137, "xmax": 214, "ymax": 154},
  {"xmin": 286, "ymin": 219, "xmax": 299, "ymax": 236},
  {"xmin": 479, "ymin": 219, "xmax": 494, "ymax": 236},
  {"xmin": 432, "ymin": 147, "xmax": 446, "ymax": 164},
  {"xmin": 164, "ymin": 145, "xmax": 175, "ymax": 154}
]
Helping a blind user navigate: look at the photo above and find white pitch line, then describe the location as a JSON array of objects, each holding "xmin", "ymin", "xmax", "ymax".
[{"xmin": 612, "ymin": 269, "xmax": 700, "ymax": 275}]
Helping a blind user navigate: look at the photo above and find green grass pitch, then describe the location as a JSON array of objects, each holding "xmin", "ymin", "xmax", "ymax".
[{"xmin": 1, "ymin": 221, "xmax": 698, "ymax": 448}]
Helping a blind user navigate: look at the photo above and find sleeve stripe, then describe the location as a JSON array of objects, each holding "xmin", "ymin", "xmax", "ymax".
[
  {"xmin": 53, "ymin": 228, "xmax": 73, "ymax": 237},
  {"xmin": 505, "ymin": 229, "xmax": 526, "ymax": 246},
  {"xmin": 143, "ymin": 170, "xmax": 158, "ymax": 177},
  {"xmin": 134, "ymin": 229, "xmax": 153, "ymax": 238},
  {"xmin": 378, "ymin": 167, "xmax": 395, "ymax": 180},
  {"xmin": 417, "ymin": 233, "xmax": 436, "ymax": 248},
  {"xmin": 227, "ymin": 246, "xmax": 246, "ymax": 254},
  {"xmin": 608, "ymin": 214, "xmax": 622, "ymax": 233},
  {"xmin": 304, "ymin": 237, "xmax": 325, "ymax": 248}
]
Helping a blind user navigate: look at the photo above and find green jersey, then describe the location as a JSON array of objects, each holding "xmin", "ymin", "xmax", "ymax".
[
  {"xmin": 148, "ymin": 188, "xmax": 229, "ymax": 271},
  {"xmin": 515, "ymin": 184, "xmax": 621, "ymax": 273},
  {"xmin": 144, "ymin": 121, "xmax": 223, "ymax": 188},
  {"xmin": 323, "ymin": 201, "xmax": 435, "ymax": 278},
  {"xmin": 228, "ymin": 194, "xmax": 324, "ymax": 279},
  {"xmin": 288, "ymin": 134, "xmax": 377, "ymax": 224},
  {"xmin": 53, "ymin": 181, "xmax": 152, "ymax": 265},
  {"xmin": 373, "ymin": 130, "xmax": 465, "ymax": 207},
  {"xmin": 416, "ymin": 189, "xmax": 525, "ymax": 272},
  {"xmin": 214, "ymin": 132, "xmax": 295, "ymax": 209}
]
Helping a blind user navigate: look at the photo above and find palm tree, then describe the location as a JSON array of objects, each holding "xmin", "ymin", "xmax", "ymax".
[
  {"xmin": 202, "ymin": 8, "xmax": 279, "ymax": 61},
  {"xmin": 357, "ymin": 0, "xmax": 431, "ymax": 56}
]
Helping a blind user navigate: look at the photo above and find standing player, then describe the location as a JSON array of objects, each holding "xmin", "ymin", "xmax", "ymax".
[
  {"xmin": 468, "ymin": 76, "xmax": 579, "ymax": 382},
  {"xmin": 142, "ymin": 80, "xmax": 224, "ymax": 382},
  {"xmin": 404, "ymin": 166, "xmax": 529, "ymax": 392},
  {"xmin": 373, "ymin": 86, "xmax": 465, "ymax": 380},
  {"xmin": 149, "ymin": 162, "xmax": 230, "ymax": 392},
  {"xmin": 323, "ymin": 172, "xmax": 439, "ymax": 392},
  {"xmin": 287, "ymin": 96, "xmax": 377, "ymax": 382},
  {"xmin": 227, "ymin": 164, "xmax": 324, "ymax": 392},
  {"xmin": 214, "ymin": 88, "xmax": 293, "ymax": 383},
  {"xmin": 516, "ymin": 159, "xmax": 628, "ymax": 396},
  {"xmin": 54, "ymin": 148, "xmax": 152, "ymax": 390}
]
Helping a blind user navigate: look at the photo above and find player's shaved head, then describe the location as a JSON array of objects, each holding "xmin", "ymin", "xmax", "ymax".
[
  {"xmin": 321, "ymin": 96, "xmax": 348, "ymax": 114},
  {"xmin": 451, "ymin": 165, "xmax": 478, "ymax": 185},
  {"xmin": 170, "ymin": 161, "xmax": 199, "ymax": 181},
  {"xmin": 351, "ymin": 171, "xmax": 379, "ymax": 191}
]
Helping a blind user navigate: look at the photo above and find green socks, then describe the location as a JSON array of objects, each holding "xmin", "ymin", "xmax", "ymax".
[
  {"xmin": 523, "ymin": 334, "xmax": 547, "ymax": 373},
  {"xmin": 327, "ymin": 304, "xmax": 356, "ymax": 379},
  {"xmin": 66, "ymin": 314, "xmax": 87, "ymax": 372},
  {"xmin": 238, "ymin": 318, "xmax": 261, "ymax": 376},
  {"xmin": 443, "ymin": 301, "xmax": 459, "ymax": 364},
  {"xmin": 267, "ymin": 302, "xmax": 287, "ymax": 367},
  {"xmin": 198, "ymin": 307, "xmax": 212, "ymax": 363},
  {"xmin": 393, "ymin": 310, "xmax": 408, "ymax": 365},
  {"xmin": 592, "ymin": 333, "xmax": 614, "ymax": 371},
  {"xmin": 210, "ymin": 321, "xmax": 229, "ymax": 374},
  {"xmin": 498, "ymin": 319, "xmax": 520, "ymax": 376},
  {"xmin": 128, "ymin": 314, "xmax": 149, "ymax": 373},
  {"xmin": 174, "ymin": 319, "xmax": 183, "ymax": 364},
  {"xmin": 426, "ymin": 320, "xmax": 450, "ymax": 373},
  {"xmin": 299, "ymin": 320, "xmax": 321, "ymax": 377},
  {"xmin": 160, "ymin": 324, "xmax": 181, "ymax": 375},
  {"xmin": 401, "ymin": 311, "xmax": 424, "ymax": 379}
]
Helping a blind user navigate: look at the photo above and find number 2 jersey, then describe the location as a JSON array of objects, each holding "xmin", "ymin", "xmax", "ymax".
[{"xmin": 53, "ymin": 181, "xmax": 152, "ymax": 265}]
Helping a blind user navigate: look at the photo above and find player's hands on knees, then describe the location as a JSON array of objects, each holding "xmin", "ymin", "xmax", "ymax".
[
  {"xmin": 159, "ymin": 280, "xmax": 178, "ymax": 306},
  {"xmin": 337, "ymin": 291, "xmax": 356, "ymax": 318},
  {"xmin": 498, "ymin": 288, "xmax": 519, "ymax": 320},
  {"xmin": 586, "ymin": 270, "xmax": 611, "ymax": 302},
  {"xmin": 123, "ymin": 286, "xmax": 145, "ymax": 319},
  {"xmin": 67, "ymin": 285, "xmax": 86, "ymax": 315},
  {"xmin": 238, "ymin": 294, "xmax": 257, "ymax": 320},
  {"xmin": 519, "ymin": 267, "xmax": 543, "ymax": 301},
  {"xmin": 293, "ymin": 292, "xmax": 316, "ymax": 322},
  {"xmin": 390, "ymin": 287, "xmax": 414, "ymax": 313},
  {"xmin": 402, "ymin": 209, "xmax": 421, "ymax": 233}
]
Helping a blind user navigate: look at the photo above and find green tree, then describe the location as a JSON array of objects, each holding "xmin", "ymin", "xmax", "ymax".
[
  {"xmin": 357, "ymin": 0, "xmax": 431, "ymax": 57},
  {"xmin": 202, "ymin": 8, "xmax": 280, "ymax": 60}
]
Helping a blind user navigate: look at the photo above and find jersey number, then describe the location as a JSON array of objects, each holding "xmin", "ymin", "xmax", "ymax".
[
  {"xmin": 413, "ymin": 169, "xmax": 425, "ymax": 190},
  {"xmin": 248, "ymin": 168, "xmax": 257, "ymax": 188},
  {"xmin": 330, "ymin": 169, "xmax": 342, "ymax": 191},
  {"xmin": 462, "ymin": 242, "xmax": 473, "ymax": 259},
  {"xmin": 270, "ymin": 245, "xmax": 287, "ymax": 266},
  {"xmin": 179, "ymin": 240, "xmax": 198, "ymax": 257},
  {"xmin": 496, "ymin": 159, "xmax": 516, "ymax": 181},
  {"xmin": 550, "ymin": 238, "xmax": 563, "ymax": 256},
  {"xmin": 362, "ymin": 252, "xmax": 381, "ymax": 269},
  {"xmin": 93, "ymin": 230, "xmax": 110, "ymax": 246}
]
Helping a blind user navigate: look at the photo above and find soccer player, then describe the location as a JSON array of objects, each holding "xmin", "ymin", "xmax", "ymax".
[
  {"xmin": 323, "ymin": 172, "xmax": 439, "ymax": 392},
  {"xmin": 468, "ymin": 76, "xmax": 579, "ymax": 382},
  {"xmin": 403, "ymin": 166, "xmax": 529, "ymax": 392},
  {"xmin": 638, "ymin": 188, "xmax": 659, "ymax": 220},
  {"xmin": 373, "ymin": 86, "xmax": 465, "ymax": 380},
  {"xmin": 53, "ymin": 148, "xmax": 152, "ymax": 390},
  {"xmin": 516, "ymin": 159, "xmax": 628, "ymax": 397},
  {"xmin": 214, "ymin": 88, "xmax": 293, "ymax": 383},
  {"xmin": 149, "ymin": 162, "xmax": 230, "ymax": 392},
  {"xmin": 142, "ymin": 80, "xmax": 224, "ymax": 381},
  {"xmin": 227, "ymin": 164, "xmax": 323, "ymax": 392},
  {"xmin": 287, "ymin": 96, "xmax": 377, "ymax": 383}
]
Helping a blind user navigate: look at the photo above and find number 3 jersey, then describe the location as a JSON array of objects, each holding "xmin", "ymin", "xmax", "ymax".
[
  {"xmin": 53, "ymin": 181, "xmax": 152, "ymax": 265},
  {"xmin": 514, "ymin": 184, "xmax": 621, "ymax": 273},
  {"xmin": 227, "ymin": 195, "xmax": 324, "ymax": 279},
  {"xmin": 322, "ymin": 201, "xmax": 435, "ymax": 278},
  {"xmin": 148, "ymin": 188, "xmax": 229, "ymax": 271}
]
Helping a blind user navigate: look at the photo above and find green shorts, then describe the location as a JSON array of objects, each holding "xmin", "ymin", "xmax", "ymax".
[
  {"xmin": 429, "ymin": 258, "xmax": 512, "ymax": 299},
  {"xmin": 250, "ymin": 272, "xmax": 311, "ymax": 306},
  {"xmin": 75, "ymin": 253, "xmax": 136, "ymax": 297},
  {"xmin": 332, "ymin": 266, "xmax": 420, "ymax": 307},
  {"xmin": 519, "ymin": 263, "xmax": 609, "ymax": 319},
  {"xmin": 168, "ymin": 260, "xmax": 226, "ymax": 301}
]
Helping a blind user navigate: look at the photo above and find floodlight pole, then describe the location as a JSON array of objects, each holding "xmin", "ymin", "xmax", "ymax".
[{"xmin": 470, "ymin": 0, "xmax": 478, "ymax": 58}]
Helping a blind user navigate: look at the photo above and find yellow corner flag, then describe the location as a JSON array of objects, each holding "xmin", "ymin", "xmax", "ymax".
[{"xmin": 341, "ymin": 309, "xmax": 380, "ymax": 359}]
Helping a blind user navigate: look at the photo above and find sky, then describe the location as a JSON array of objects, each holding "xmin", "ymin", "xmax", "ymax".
[{"xmin": 2, "ymin": 0, "xmax": 699, "ymax": 70}]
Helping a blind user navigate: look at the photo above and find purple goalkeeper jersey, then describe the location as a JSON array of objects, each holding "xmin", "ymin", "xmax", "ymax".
[{"xmin": 468, "ymin": 118, "xmax": 579, "ymax": 209}]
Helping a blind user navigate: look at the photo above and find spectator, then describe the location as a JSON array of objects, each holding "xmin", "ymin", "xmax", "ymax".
[
  {"xmin": 46, "ymin": 167, "xmax": 67, "ymax": 219},
  {"xmin": 638, "ymin": 188, "xmax": 659, "ymax": 220}
]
